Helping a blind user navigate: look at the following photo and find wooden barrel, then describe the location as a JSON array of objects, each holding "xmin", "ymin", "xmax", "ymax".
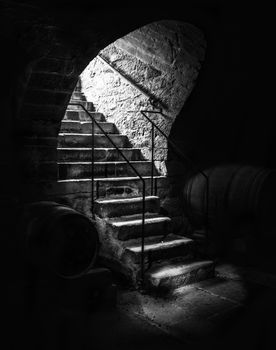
[
  {"xmin": 183, "ymin": 164, "xmax": 276, "ymax": 234},
  {"xmin": 20, "ymin": 201, "xmax": 99, "ymax": 278}
]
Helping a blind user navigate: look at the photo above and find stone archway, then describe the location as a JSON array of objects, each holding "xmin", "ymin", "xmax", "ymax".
[
  {"xmin": 56, "ymin": 20, "xmax": 206, "ymax": 230},
  {"xmin": 54, "ymin": 19, "xmax": 211, "ymax": 287},
  {"xmin": 16, "ymin": 11, "xmax": 207, "ymax": 210}
]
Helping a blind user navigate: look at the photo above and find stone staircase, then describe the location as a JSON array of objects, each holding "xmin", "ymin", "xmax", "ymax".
[{"xmin": 57, "ymin": 88, "xmax": 215, "ymax": 292}]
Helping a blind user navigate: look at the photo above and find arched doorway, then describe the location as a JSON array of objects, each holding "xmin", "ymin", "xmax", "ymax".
[{"xmin": 56, "ymin": 20, "xmax": 212, "ymax": 289}]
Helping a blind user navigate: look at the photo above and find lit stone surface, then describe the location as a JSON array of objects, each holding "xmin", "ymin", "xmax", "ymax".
[
  {"xmin": 80, "ymin": 21, "xmax": 206, "ymax": 176},
  {"xmin": 146, "ymin": 260, "xmax": 215, "ymax": 290},
  {"xmin": 55, "ymin": 88, "xmax": 214, "ymax": 290},
  {"xmin": 94, "ymin": 195, "xmax": 160, "ymax": 218}
]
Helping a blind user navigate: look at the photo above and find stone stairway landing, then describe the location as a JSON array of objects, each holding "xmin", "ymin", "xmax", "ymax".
[{"xmin": 57, "ymin": 92, "xmax": 215, "ymax": 292}]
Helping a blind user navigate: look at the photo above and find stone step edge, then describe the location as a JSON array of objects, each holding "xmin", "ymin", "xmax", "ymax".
[
  {"xmin": 58, "ymin": 133, "xmax": 125, "ymax": 137},
  {"xmin": 57, "ymin": 147, "xmax": 141, "ymax": 151},
  {"xmin": 61, "ymin": 120, "xmax": 113, "ymax": 124},
  {"xmin": 147, "ymin": 260, "xmax": 214, "ymax": 280},
  {"xmin": 57, "ymin": 161, "xmax": 153, "ymax": 165},
  {"xmin": 126, "ymin": 235, "xmax": 194, "ymax": 254},
  {"xmin": 94, "ymin": 195, "xmax": 159, "ymax": 205},
  {"xmin": 57, "ymin": 175, "xmax": 166, "ymax": 183},
  {"xmin": 107, "ymin": 215, "xmax": 171, "ymax": 228}
]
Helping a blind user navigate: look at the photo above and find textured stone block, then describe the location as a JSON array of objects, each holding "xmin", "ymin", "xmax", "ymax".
[
  {"xmin": 106, "ymin": 215, "xmax": 172, "ymax": 241},
  {"xmin": 57, "ymin": 161, "xmax": 158, "ymax": 179},
  {"xmin": 58, "ymin": 147, "xmax": 142, "ymax": 162},
  {"xmin": 94, "ymin": 195, "xmax": 160, "ymax": 218},
  {"xmin": 146, "ymin": 260, "xmax": 215, "ymax": 291},
  {"xmin": 58, "ymin": 133, "xmax": 130, "ymax": 148}
]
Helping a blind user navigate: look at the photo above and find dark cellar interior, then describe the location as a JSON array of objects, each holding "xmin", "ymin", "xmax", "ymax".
[{"xmin": 1, "ymin": 1, "xmax": 276, "ymax": 349}]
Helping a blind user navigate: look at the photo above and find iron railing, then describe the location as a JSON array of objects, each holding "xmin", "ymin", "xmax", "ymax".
[
  {"xmin": 97, "ymin": 54, "xmax": 209, "ymax": 237},
  {"xmin": 97, "ymin": 54, "xmax": 168, "ymax": 111},
  {"xmin": 129, "ymin": 107, "xmax": 210, "ymax": 239},
  {"xmin": 71, "ymin": 56, "xmax": 210, "ymax": 287},
  {"xmin": 68, "ymin": 102, "xmax": 146, "ymax": 287}
]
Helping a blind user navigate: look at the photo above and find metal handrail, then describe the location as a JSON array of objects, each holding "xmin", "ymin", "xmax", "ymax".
[
  {"xmin": 96, "ymin": 55, "xmax": 209, "ymax": 236},
  {"xmin": 68, "ymin": 103, "xmax": 146, "ymax": 287},
  {"xmin": 97, "ymin": 54, "xmax": 168, "ymax": 111},
  {"xmin": 97, "ymin": 56, "xmax": 207, "ymax": 178},
  {"xmin": 129, "ymin": 108, "xmax": 209, "ymax": 238}
]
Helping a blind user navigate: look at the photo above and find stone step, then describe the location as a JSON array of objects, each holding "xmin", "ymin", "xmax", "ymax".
[
  {"xmin": 70, "ymin": 91, "xmax": 86, "ymax": 101},
  {"xmin": 57, "ymin": 176, "xmax": 167, "ymax": 198},
  {"xmin": 57, "ymin": 148, "xmax": 143, "ymax": 162},
  {"xmin": 124, "ymin": 234, "xmax": 195, "ymax": 265},
  {"xmin": 94, "ymin": 196, "xmax": 160, "ymax": 218},
  {"xmin": 60, "ymin": 121, "xmax": 116, "ymax": 134},
  {"xmin": 145, "ymin": 259, "xmax": 215, "ymax": 291},
  {"xmin": 106, "ymin": 214, "xmax": 172, "ymax": 241},
  {"xmin": 64, "ymin": 111, "xmax": 105, "ymax": 122},
  {"xmin": 58, "ymin": 133, "xmax": 130, "ymax": 148},
  {"xmin": 66, "ymin": 100, "xmax": 94, "ymax": 111},
  {"xmin": 58, "ymin": 161, "xmax": 158, "ymax": 180}
]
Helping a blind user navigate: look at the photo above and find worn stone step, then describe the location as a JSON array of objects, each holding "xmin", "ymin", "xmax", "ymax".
[
  {"xmin": 60, "ymin": 121, "xmax": 116, "ymax": 134},
  {"xmin": 106, "ymin": 214, "xmax": 172, "ymax": 241},
  {"xmin": 58, "ymin": 133, "xmax": 130, "ymax": 148},
  {"xmin": 145, "ymin": 260, "xmax": 215, "ymax": 291},
  {"xmin": 124, "ymin": 234, "xmax": 195, "ymax": 265},
  {"xmin": 66, "ymin": 101, "xmax": 94, "ymax": 111},
  {"xmin": 64, "ymin": 111, "xmax": 105, "ymax": 122},
  {"xmin": 57, "ymin": 148, "xmax": 143, "ymax": 162},
  {"xmin": 57, "ymin": 176, "xmax": 167, "ymax": 198},
  {"xmin": 70, "ymin": 91, "xmax": 86, "ymax": 101},
  {"xmin": 94, "ymin": 196, "xmax": 160, "ymax": 218},
  {"xmin": 58, "ymin": 161, "xmax": 158, "ymax": 180}
]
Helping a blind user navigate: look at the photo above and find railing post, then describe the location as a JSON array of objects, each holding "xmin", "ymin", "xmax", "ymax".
[
  {"xmin": 205, "ymin": 176, "xmax": 209, "ymax": 239},
  {"xmin": 141, "ymin": 180, "xmax": 146, "ymax": 288},
  {"xmin": 151, "ymin": 123, "xmax": 154, "ymax": 196},
  {"xmin": 68, "ymin": 103, "xmax": 147, "ymax": 290},
  {"xmin": 91, "ymin": 118, "xmax": 95, "ymax": 216},
  {"xmin": 139, "ymin": 108, "xmax": 211, "ymax": 241}
]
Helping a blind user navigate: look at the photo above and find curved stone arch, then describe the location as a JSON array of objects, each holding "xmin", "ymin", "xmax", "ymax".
[
  {"xmin": 15, "ymin": 6, "xmax": 211, "ymax": 202},
  {"xmin": 17, "ymin": 14, "xmax": 161, "ymax": 189}
]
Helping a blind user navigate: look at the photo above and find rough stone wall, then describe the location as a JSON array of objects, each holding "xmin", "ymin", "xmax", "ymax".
[
  {"xmin": 3, "ymin": 2, "xmax": 154, "ymax": 206},
  {"xmin": 80, "ymin": 20, "xmax": 206, "ymax": 175}
]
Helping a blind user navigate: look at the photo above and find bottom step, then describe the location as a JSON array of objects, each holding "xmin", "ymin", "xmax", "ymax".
[{"xmin": 145, "ymin": 260, "xmax": 215, "ymax": 292}]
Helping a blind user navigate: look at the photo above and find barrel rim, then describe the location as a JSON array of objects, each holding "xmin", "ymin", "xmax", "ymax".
[{"xmin": 23, "ymin": 201, "xmax": 99, "ymax": 279}]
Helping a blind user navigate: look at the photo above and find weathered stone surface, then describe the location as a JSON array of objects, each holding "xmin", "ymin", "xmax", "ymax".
[
  {"xmin": 124, "ymin": 234, "xmax": 195, "ymax": 265},
  {"xmin": 56, "ymin": 176, "xmax": 168, "ymax": 199},
  {"xmin": 66, "ymin": 102, "xmax": 94, "ymax": 112},
  {"xmin": 60, "ymin": 121, "xmax": 115, "ymax": 134},
  {"xmin": 58, "ymin": 160, "xmax": 158, "ymax": 180},
  {"xmin": 80, "ymin": 21, "xmax": 206, "ymax": 178},
  {"xmin": 146, "ymin": 260, "xmax": 215, "ymax": 291},
  {"xmin": 54, "ymin": 87, "xmax": 214, "ymax": 291},
  {"xmin": 57, "ymin": 147, "xmax": 143, "ymax": 162},
  {"xmin": 58, "ymin": 133, "xmax": 130, "ymax": 148},
  {"xmin": 94, "ymin": 195, "xmax": 160, "ymax": 218},
  {"xmin": 64, "ymin": 111, "xmax": 103, "ymax": 121},
  {"xmin": 104, "ymin": 214, "xmax": 172, "ymax": 241}
]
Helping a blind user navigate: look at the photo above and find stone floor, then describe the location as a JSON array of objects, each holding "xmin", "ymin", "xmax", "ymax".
[
  {"xmin": 92, "ymin": 262, "xmax": 276, "ymax": 350},
  {"xmin": 20, "ymin": 262, "xmax": 276, "ymax": 350}
]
